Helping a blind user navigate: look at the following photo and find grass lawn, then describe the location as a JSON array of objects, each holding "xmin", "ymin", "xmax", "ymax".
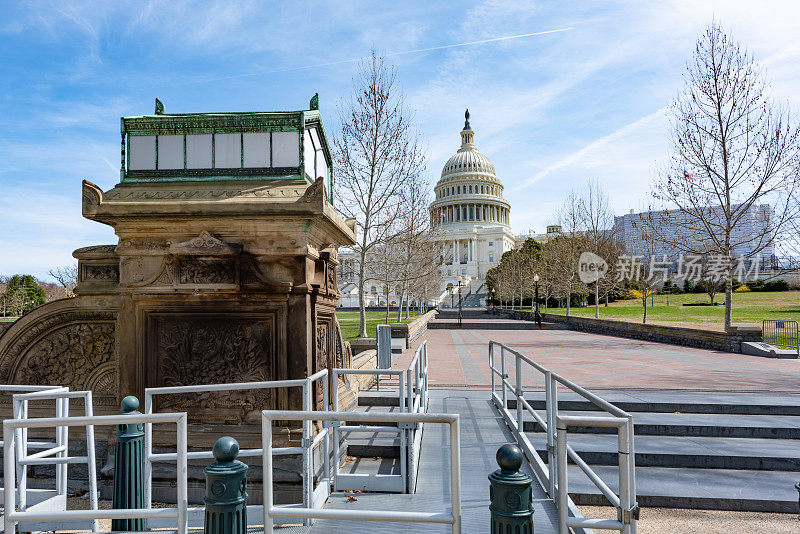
[
  {"xmin": 0, "ymin": 317, "xmax": 17, "ymax": 322},
  {"xmin": 336, "ymin": 309, "xmax": 421, "ymax": 340},
  {"xmin": 543, "ymin": 291, "xmax": 800, "ymax": 331}
]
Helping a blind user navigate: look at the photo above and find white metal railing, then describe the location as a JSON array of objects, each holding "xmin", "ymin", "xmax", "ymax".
[
  {"xmin": 4, "ymin": 388, "xmax": 100, "ymax": 532},
  {"xmin": 262, "ymin": 409, "xmax": 460, "ymax": 533},
  {"xmin": 143, "ymin": 371, "xmax": 330, "ymax": 528},
  {"xmin": 488, "ymin": 341, "xmax": 637, "ymax": 534},
  {"xmin": 3, "ymin": 412, "xmax": 188, "ymax": 534},
  {"xmin": 331, "ymin": 340, "xmax": 429, "ymax": 493}
]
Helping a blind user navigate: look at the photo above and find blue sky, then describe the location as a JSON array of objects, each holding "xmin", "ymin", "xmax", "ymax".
[{"xmin": 2, "ymin": 1, "xmax": 800, "ymax": 280}]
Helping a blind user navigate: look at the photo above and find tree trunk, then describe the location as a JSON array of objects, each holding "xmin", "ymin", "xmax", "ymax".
[
  {"xmin": 724, "ymin": 263, "xmax": 733, "ymax": 331},
  {"xmin": 642, "ymin": 297, "xmax": 647, "ymax": 324},
  {"xmin": 566, "ymin": 289, "xmax": 571, "ymax": 316},
  {"xmin": 358, "ymin": 259, "xmax": 368, "ymax": 338},
  {"xmin": 594, "ymin": 282, "xmax": 600, "ymax": 319}
]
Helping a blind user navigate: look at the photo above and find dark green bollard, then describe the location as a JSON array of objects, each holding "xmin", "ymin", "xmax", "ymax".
[
  {"xmin": 204, "ymin": 437, "xmax": 248, "ymax": 534},
  {"xmin": 112, "ymin": 396, "xmax": 145, "ymax": 531},
  {"xmin": 489, "ymin": 443, "xmax": 533, "ymax": 533}
]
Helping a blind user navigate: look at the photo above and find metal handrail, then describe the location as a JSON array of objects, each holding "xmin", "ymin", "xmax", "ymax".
[
  {"xmin": 9, "ymin": 389, "xmax": 99, "ymax": 530},
  {"xmin": 763, "ymin": 319, "xmax": 799, "ymax": 355},
  {"xmin": 331, "ymin": 339, "xmax": 429, "ymax": 493},
  {"xmin": 143, "ymin": 370, "xmax": 330, "ymax": 527},
  {"xmin": 261, "ymin": 409, "xmax": 460, "ymax": 533},
  {"xmin": 488, "ymin": 340, "xmax": 638, "ymax": 534},
  {"xmin": 3, "ymin": 412, "xmax": 188, "ymax": 534}
]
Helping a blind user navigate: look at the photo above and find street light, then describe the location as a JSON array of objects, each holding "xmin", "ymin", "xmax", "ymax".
[
  {"xmin": 533, "ymin": 274, "xmax": 541, "ymax": 329},
  {"xmin": 457, "ymin": 275, "xmax": 465, "ymax": 328}
]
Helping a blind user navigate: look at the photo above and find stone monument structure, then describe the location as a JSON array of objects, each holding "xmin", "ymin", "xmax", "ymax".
[{"xmin": 0, "ymin": 97, "xmax": 357, "ymax": 421}]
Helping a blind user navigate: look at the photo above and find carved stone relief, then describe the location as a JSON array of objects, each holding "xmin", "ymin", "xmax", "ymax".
[
  {"xmin": 178, "ymin": 258, "xmax": 236, "ymax": 285},
  {"xmin": 150, "ymin": 315, "xmax": 275, "ymax": 421},
  {"xmin": 82, "ymin": 264, "xmax": 120, "ymax": 282},
  {"xmin": 5, "ymin": 313, "xmax": 117, "ymax": 393}
]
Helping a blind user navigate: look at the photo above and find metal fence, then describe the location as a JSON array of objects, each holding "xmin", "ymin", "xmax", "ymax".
[
  {"xmin": 331, "ymin": 339, "xmax": 429, "ymax": 493},
  {"xmin": 762, "ymin": 319, "xmax": 799, "ymax": 354},
  {"xmin": 3, "ymin": 411, "xmax": 188, "ymax": 534},
  {"xmin": 488, "ymin": 341, "xmax": 638, "ymax": 534},
  {"xmin": 261, "ymin": 408, "xmax": 460, "ymax": 533},
  {"xmin": 143, "ymin": 371, "xmax": 331, "ymax": 528}
]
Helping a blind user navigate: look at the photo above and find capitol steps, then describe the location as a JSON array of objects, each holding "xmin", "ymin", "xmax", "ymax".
[{"xmin": 509, "ymin": 391, "xmax": 800, "ymax": 512}]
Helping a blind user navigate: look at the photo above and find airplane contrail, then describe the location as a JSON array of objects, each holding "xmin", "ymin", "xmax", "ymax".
[{"xmin": 173, "ymin": 27, "xmax": 574, "ymax": 86}]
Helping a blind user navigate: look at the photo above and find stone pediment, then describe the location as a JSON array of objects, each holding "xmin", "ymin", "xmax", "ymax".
[{"xmin": 169, "ymin": 231, "xmax": 242, "ymax": 256}]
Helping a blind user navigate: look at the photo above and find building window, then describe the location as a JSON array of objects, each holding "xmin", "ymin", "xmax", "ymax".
[
  {"xmin": 489, "ymin": 241, "xmax": 493, "ymax": 246},
  {"xmin": 489, "ymin": 253, "xmax": 494, "ymax": 262},
  {"xmin": 462, "ymin": 269, "xmax": 466, "ymax": 275},
  {"xmin": 447, "ymin": 270, "xmax": 451, "ymax": 276},
  {"xmin": 481, "ymin": 185, "xmax": 485, "ymax": 194},
  {"xmin": 457, "ymin": 186, "xmax": 461, "ymax": 194},
  {"xmin": 371, "ymin": 286, "xmax": 377, "ymax": 295},
  {"xmin": 469, "ymin": 185, "xmax": 472, "ymax": 193}
]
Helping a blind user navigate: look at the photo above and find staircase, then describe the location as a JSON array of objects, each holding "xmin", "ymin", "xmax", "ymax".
[
  {"xmin": 429, "ymin": 308, "xmax": 547, "ymax": 330},
  {"xmin": 511, "ymin": 391, "xmax": 800, "ymax": 512},
  {"xmin": 337, "ymin": 389, "xmax": 408, "ymax": 492}
]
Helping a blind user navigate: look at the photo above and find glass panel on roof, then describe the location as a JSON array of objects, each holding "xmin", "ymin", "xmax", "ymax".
[
  {"xmin": 214, "ymin": 133, "xmax": 241, "ymax": 168},
  {"xmin": 129, "ymin": 135, "xmax": 156, "ymax": 170},
  {"xmin": 186, "ymin": 134, "xmax": 212, "ymax": 169},
  {"xmin": 272, "ymin": 131, "xmax": 300, "ymax": 167},
  {"xmin": 157, "ymin": 135, "xmax": 184, "ymax": 169},
  {"xmin": 243, "ymin": 132, "xmax": 269, "ymax": 168}
]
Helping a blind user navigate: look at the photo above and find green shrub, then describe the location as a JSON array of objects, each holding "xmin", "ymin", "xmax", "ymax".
[{"xmin": 764, "ymin": 279, "xmax": 790, "ymax": 291}]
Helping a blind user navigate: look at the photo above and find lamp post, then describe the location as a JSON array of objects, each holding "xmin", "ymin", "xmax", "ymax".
[
  {"xmin": 534, "ymin": 274, "xmax": 541, "ymax": 329},
  {"xmin": 457, "ymin": 276, "xmax": 464, "ymax": 328}
]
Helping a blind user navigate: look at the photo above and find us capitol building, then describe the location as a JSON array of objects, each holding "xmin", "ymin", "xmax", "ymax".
[
  {"xmin": 429, "ymin": 110, "xmax": 515, "ymax": 294},
  {"xmin": 337, "ymin": 110, "xmax": 515, "ymax": 307}
]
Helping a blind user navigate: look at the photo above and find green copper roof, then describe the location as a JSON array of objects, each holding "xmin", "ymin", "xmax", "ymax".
[{"xmin": 119, "ymin": 98, "xmax": 332, "ymax": 189}]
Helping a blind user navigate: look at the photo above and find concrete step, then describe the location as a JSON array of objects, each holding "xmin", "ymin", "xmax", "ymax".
[
  {"xmin": 510, "ymin": 391, "xmax": 800, "ymax": 416},
  {"xmin": 342, "ymin": 430, "xmax": 401, "ymax": 458},
  {"xmin": 357, "ymin": 390, "xmax": 402, "ymax": 407},
  {"xmin": 527, "ymin": 433, "xmax": 800, "ymax": 470},
  {"xmin": 522, "ymin": 411, "xmax": 800, "ymax": 439},
  {"xmin": 345, "ymin": 404, "xmax": 403, "ymax": 427},
  {"xmin": 428, "ymin": 320, "xmax": 539, "ymax": 330},
  {"xmin": 339, "ymin": 456, "xmax": 401, "ymax": 476},
  {"xmin": 565, "ymin": 464, "xmax": 798, "ymax": 512}
]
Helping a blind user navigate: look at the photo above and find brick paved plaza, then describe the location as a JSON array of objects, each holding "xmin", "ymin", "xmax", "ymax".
[{"xmin": 394, "ymin": 318, "xmax": 800, "ymax": 392}]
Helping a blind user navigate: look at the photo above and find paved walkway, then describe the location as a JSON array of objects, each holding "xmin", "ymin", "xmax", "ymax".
[
  {"xmin": 394, "ymin": 318, "xmax": 800, "ymax": 392},
  {"xmin": 283, "ymin": 390, "xmax": 558, "ymax": 533}
]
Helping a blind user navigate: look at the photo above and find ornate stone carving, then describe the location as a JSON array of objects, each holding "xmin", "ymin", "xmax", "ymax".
[
  {"xmin": 178, "ymin": 258, "xmax": 236, "ymax": 285},
  {"xmin": 326, "ymin": 264, "xmax": 338, "ymax": 295},
  {"xmin": 170, "ymin": 231, "xmax": 241, "ymax": 256},
  {"xmin": 152, "ymin": 316, "xmax": 274, "ymax": 420},
  {"xmin": 82, "ymin": 264, "xmax": 120, "ymax": 282},
  {"xmin": 74, "ymin": 245, "xmax": 117, "ymax": 256},
  {"xmin": 300, "ymin": 177, "xmax": 326, "ymax": 204},
  {"xmin": 81, "ymin": 180, "xmax": 103, "ymax": 210},
  {"xmin": 8, "ymin": 316, "xmax": 116, "ymax": 392}
]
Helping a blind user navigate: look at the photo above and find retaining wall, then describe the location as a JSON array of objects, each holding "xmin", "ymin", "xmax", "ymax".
[{"xmin": 493, "ymin": 309, "xmax": 761, "ymax": 353}]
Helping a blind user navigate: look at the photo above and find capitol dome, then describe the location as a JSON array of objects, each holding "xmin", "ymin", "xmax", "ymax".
[
  {"xmin": 429, "ymin": 109, "xmax": 510, "ymax": 229},
  {"xmin": 427, "ymin": 110, "xmax": 515, "ymax": 293}
]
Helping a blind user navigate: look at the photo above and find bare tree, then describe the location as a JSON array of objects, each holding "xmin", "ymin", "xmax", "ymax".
[
  {"xmin": 552, "ymin": 191, "xmax": 587, "ymax": 315},
  {"xmin": 333, "ymin": 51, "xmax": 426, "ymax": 337},
  {"xmin": 394, "ymin": 173, "xmax": 438, "ymax": 320},
  {"xmin": 48, "ymin": 264, "xmax": 78, "ymax": 297},
  {"xmin": 578, "ymin": 180, "xmax": 619, "ymax": 318},
  {"xmin": 644, "ymin": 22, "xmax": 800, "ymax": 330}
]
